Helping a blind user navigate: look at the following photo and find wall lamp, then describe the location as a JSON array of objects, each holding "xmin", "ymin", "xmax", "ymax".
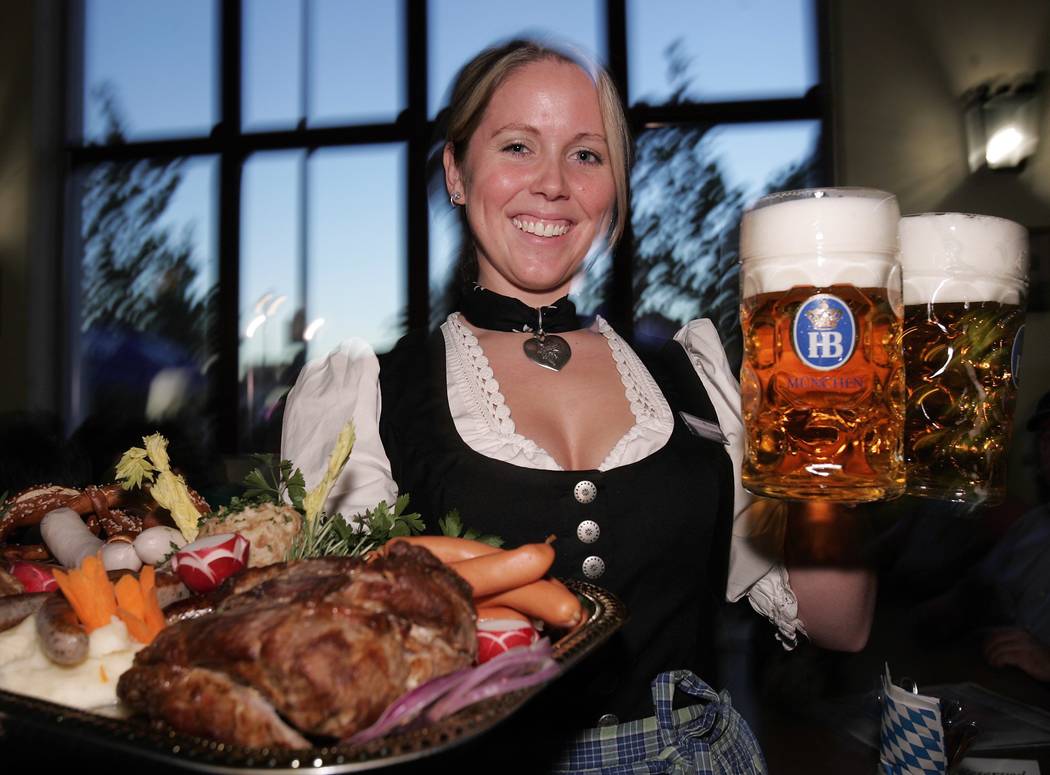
[{"xmin": 963, "ymin": 74, "xmax": 1044, "ymax": 172}]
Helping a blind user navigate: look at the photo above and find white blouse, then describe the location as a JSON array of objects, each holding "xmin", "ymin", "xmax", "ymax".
[{"xmin": 281, "ymin": 314, "xmax": 805, "ymax": 646}]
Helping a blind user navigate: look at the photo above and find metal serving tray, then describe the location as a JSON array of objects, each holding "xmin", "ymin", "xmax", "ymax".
[{"xmin": 0, "ymin": 579, "xmax": 625, "ymax": 773}]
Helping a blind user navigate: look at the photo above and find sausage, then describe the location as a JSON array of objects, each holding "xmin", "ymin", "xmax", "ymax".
[
  {"xmin": 35, "ymin": 594, "xmax": 89, "ymax": 666},
  {"xmin": 450, "ymin": 543, "xmax": 555, "ymax": 598},
  {"xmin": 40, "ymin": 507, "xmax": 105, "ymax": 568},
  {"xmin": 477, "ymin": 579, "xmax": 584, "ymax": 630},
  {"xmin": 476, "ymin": 605, "xmax": 531, "ymax": 624},
  {"xmin": 0, "ymin": 592, "xmax": 49, "ymax": 633},
  {"xmin": 153, "ymin": 569, "xmax": 192, "ymax": 609},
  {"xmin": 387, "ymin": 535, "xmax": 503, "ymax": 564}
]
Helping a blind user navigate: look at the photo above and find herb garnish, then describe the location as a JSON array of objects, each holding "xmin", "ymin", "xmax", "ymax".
[
  {"xmin": 439, "ymin": 509, "xmax": 504, "ymax": 548},
  {"xmin": 289, "ymin": 495, "xmax": 424, "ymax": 560}
]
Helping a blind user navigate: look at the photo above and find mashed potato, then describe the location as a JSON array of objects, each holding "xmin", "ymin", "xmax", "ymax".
[{"xmin": 0, "ymin": 615, "xmax": 143, "ymax": 709}]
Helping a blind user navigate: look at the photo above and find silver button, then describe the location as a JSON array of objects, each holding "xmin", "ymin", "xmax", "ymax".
[
  {"xmin": 576, "ymin": 520, "xmax": 600, "ymax": 544},
  {"xmin": 582, "ymin": 556, "xmax": 605, "ymax": 579},
  {"xmin": 574, "ymin": 480, "xmax": 598, "ymax": 504},
  {"xmin": 597, "ymin": 713, "xmax": 619, "ymax": 727}
]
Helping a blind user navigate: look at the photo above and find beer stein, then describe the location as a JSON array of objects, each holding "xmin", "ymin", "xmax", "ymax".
[
  {"xmin": 739, "ymin": 188, "xmax": 905, "ymax": 502},
  {"xmin": 899, "ymin": 213, "xmax": 1028, "ymax": 505}
]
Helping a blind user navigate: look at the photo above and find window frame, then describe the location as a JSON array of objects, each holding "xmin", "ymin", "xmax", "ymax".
[{"xmin": 61, "ymin": 0, "xmax": 832, "ymax": 452}]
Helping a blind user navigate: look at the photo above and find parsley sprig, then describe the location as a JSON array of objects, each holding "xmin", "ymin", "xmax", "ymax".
[
  {"xmin": 242, "ymin": 454, "xmax": 306, "ymax": 512},
  {"xmin": 439, "ymin": 509, "xmax": 504, "ymax": 548},
  {"xmin": 208, "ymin": 454, "xmax": 306, "ymax": 523},
  {"xmin": 289, "ymin": 494, "xmax": 425, "ymax": 560}
]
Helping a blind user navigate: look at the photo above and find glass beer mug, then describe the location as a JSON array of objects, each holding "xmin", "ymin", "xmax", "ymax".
[
  {"xmin": 739, "ymin": 188, "xmax": 906, "ymax": 501},
  {"xmin": 899, "ymin": 213, "xmax": 1029, "ymax": 505}
]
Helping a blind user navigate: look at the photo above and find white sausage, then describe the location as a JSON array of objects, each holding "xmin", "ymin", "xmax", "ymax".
[{"xmin": 40, "ymin": 508, "xmax": 103, "ymax": 568}]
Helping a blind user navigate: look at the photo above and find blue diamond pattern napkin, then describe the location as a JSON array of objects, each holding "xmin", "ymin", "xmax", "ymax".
[{"xmin": 880, "ymin": 665, "xmax": 947, "ymax": 775}]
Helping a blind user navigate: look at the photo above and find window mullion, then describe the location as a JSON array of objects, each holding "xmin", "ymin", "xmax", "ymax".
[
  {"xmin": 405, "ymin": 0, "xmax": 429, "ymax": 331},
  {"xmin": 606, "ymin": 0, "xmax": 634, "ymax": 339},
  {"xmin": 217, "ymin": 0, "xmax": 244, "ymax": 453}
]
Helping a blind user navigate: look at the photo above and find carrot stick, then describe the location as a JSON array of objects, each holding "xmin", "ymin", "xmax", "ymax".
[
  {"xmin": 140, "ymin": 567, "xmax": 165, "ymax": 641},
  {"xmin": 53, "ymin": 560, "xmax": 196, "ymax": 644},
  {"xmin": 83, "ymin": 555, "xmax": 117, "ymax": 626},
  {"xmin": 117, "ymin": 607, "xmax": 152, "ymax": 644},
  {"xmin": 139, "ymin": 565, "xmax": 155, "ymax": 596},
  {"xmin": 52, "ymin": 569, "xmax": 93, "ymax": 628},
  {"xmin": 114, "ymin": 575, "xmax": 145, "ymax": 623}
]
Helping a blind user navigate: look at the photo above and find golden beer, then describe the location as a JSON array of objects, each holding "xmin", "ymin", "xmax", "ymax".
[
  {"xmin": 739, "ymin": 188, "xmax": 905, "ymax": 502},
  {"xmin": 899, "ymin": 212, "xmax": 1029, "ymax": 505},
  {"xmin": 741, "ymin": 284, "xmax": 906, "ymax": 501},
  {"xmin": 903, "ymin": 301, "xmax": 1024, "ymax": 504}
]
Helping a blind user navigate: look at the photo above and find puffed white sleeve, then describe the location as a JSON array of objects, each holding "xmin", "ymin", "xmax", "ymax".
[
  {"xmin": 281, "ymin": 338, "xmax": 398, "ymax": 519},
  {"xmin": 673, "ymin": 319, "xmax": 806, "ymax": 648}
]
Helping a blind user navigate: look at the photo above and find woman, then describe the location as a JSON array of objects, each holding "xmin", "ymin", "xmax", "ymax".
[{"xmin": 282, "ymin": 39, "xmax": 873, "ymax": 761}]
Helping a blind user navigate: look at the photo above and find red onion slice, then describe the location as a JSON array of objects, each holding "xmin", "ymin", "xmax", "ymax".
[
  {"xmin": 428, "ymin": 659, "xmax": 561, "ymax": 719},
  {"xmin": 348, "ymin": 667, "xmax": 472, "ymax": 744},
  {"xmin": 425, "ymin": 639, "xmax": 557, "ymax": 722},
  {"xmin": 348, "ymin": 639, "xmax": 560, "ymax": 744}
]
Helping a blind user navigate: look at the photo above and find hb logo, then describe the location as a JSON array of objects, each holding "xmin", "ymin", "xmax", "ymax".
[
  {"xmin": 807, "ymin": 331, "xmax": 845, "ymax": 359},
  {"xmin": 793, "ymin": 294, "xmax": 855, "ymax": 371}
]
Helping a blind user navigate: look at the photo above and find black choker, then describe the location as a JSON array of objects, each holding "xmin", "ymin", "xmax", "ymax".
[{"xmin": 460, "ymin": 285, "xmax": 580, "ymax": 371}]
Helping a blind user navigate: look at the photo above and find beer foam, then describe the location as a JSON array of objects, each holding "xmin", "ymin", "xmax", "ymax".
[
  {"xmin": 740, "ymin": 188, "xmax": 900, "ymax": 296},
  {"xmin": 899, "ymin": 213, "xmax": 1029, "ymax": 305}
]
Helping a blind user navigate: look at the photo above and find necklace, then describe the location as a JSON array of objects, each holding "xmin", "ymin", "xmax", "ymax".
[{"xmin": 459, "ymin": 285, "xmax": 580, "ymax": 372}]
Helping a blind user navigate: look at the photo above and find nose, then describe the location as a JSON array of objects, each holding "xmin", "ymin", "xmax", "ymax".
[{"xmin": 531, "ymin": 154, "xmax": 569, "ymax": 200}]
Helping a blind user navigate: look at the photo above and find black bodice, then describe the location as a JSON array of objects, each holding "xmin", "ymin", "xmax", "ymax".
[{"xmin": 377, "ymin": 326, "xmax": 734, "ymax": 724}]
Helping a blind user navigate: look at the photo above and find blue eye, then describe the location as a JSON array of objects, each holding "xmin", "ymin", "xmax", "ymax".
[{"xmin": 575, "ymin": 149, "xmax": 603, "ymax": 165}]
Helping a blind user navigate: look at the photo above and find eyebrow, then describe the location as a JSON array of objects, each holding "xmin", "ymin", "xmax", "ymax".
[{"xmin": 491, "ymin": 123, "xmax": 607, "ymax": 144}]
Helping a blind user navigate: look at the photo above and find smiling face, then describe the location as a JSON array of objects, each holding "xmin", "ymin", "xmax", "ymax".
[{"xmin": 444, "ymin": 59, "xmax": 617, "ymax": 306}]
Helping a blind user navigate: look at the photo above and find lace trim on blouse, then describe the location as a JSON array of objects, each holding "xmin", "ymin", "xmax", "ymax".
[
  {"xmin": 442, "ymin": 313, "xmax": 674, "ymax": 471},
  {"xmin": 745, "ymin": 564, "xmax": 806, "ymax": 649}
]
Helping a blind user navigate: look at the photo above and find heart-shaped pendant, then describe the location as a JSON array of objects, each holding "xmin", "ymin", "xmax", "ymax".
[{"xmin": 523, "ymin": 334, "xmax": 571, "ymax": 371}]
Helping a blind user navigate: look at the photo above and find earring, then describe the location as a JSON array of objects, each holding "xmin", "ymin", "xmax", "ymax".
[{"xmin": 450, "ymin": 191, "xmax": 463, "ymax": 206}]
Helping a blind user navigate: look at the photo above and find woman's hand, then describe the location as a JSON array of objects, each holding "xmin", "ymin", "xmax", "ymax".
[
  {"xmin": 784, "ymin": 501, "xmax": 877, "ymax": 652},
  {"xmin": 983, "ymin": 628, "xmax": 1050, "ymax": 682}
]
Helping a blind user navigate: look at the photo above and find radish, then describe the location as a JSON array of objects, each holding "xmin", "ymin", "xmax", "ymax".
[
  {"xmin": 476, "ymin": 619, "xmax": 539, "ymax": 664},
  {"xmin": 7, "ymin": 561, "xmax": 58, "ymax": 593},
  {"xmin": 171, "ymin": 533, "xmax": 250, "ymax": 593}
]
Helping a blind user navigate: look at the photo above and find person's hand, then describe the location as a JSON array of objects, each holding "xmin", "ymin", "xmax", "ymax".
[{"xmin": 982, "ymin": 628, "xmax": 1050, "ymax": 682}]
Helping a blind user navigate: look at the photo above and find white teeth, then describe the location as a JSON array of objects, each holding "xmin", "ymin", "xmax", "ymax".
[{"xmin": 511, "ymin": 218, "xmax": 569, "ymax": 237}]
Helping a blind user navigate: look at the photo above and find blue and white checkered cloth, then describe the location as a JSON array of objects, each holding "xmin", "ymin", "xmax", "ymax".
[
  {"xmin": 879, "ymin": 672, "xmax": 946, "ymax": 775},
  {"xmin": 552, "ymin": 670, "xmax": 766, "ymax": 774}
]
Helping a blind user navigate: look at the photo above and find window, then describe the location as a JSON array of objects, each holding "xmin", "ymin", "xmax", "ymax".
[{"xmin": 65, "ymin": 0, "xmax": 829, "ymax": 454}]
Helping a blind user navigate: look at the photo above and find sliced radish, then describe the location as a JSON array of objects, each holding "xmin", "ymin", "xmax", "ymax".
[
  {"xmin": 7, "ymin": 560, "xmax": 58, "ymax": 593},
  {"xmin": 171, "ymin": 533, "xmax": 250, "ymax": 593},
  {"xmin": 476, "ymin": 619, "xmax": 540, "ymax": 664}
]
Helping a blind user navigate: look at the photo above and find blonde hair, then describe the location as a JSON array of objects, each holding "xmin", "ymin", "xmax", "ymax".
[{"xmin": 445, "ymin": 39, "xmax": 631, "ymax": 248}]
